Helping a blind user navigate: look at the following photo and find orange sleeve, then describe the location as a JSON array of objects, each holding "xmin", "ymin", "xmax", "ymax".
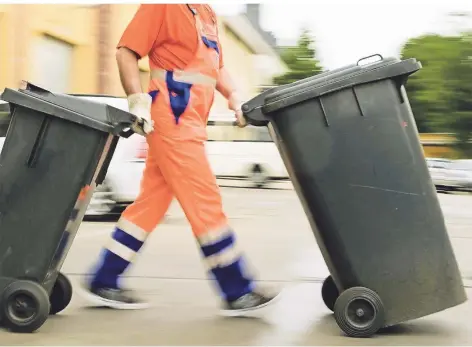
[{"xmin": 117, "ymin": 4, "xmax": 167, "ymax": 59}]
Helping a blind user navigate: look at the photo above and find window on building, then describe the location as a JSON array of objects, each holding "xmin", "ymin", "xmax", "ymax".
[{"xmin": 32, "ymin": 34, "xmax": 73, "ymax": 93}]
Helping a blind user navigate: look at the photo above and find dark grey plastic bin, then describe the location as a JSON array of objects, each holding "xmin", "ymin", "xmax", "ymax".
[
  {"xmin": 242, "ymin": 55, "xmax": 467, "ymax": 338},
  {"xmin": 0, "ymin": 82, "xmax": 137, "ymax": 333}
]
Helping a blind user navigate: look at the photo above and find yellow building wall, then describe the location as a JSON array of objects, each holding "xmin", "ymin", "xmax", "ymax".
[
  {"xmin": 0, "ymin": 7, "xmax": 12, "ymax": 90},
  {"xmin": 0, "ymin": 4, "xmax": 99, "ymax": 94}
]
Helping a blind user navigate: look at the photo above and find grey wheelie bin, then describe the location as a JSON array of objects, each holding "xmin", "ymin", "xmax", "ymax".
[
  {"xmin": 0, "ymin": 82, "xmax": 138, "ymax": 333},
  {"xmin": 242, "ymin": 55, "xmax": 467, "ymax": 338}
]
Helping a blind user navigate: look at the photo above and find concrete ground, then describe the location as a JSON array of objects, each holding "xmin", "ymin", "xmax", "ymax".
[{"xmin": 1, "ymin": 184, "xmax": 472, "ymax": 345}]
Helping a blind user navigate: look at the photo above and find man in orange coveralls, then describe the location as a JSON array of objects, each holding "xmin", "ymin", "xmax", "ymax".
[{"xmin": 82, "ymin": 4, "xmax": 279, "ymax": 317}]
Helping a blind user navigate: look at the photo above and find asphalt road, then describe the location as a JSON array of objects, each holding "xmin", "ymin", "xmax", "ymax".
[{"xmin": 1, "ymin": 184, "xmax": 472, "ymax": 345}]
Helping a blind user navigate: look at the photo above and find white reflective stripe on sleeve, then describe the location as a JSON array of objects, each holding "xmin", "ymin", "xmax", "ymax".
[
  {"xmin": 150, "ymin": 69, "xmax": 166, "ymax": 81},
  {"xmin": 116, "ymin": 217, "xmax": 149, "ymax": 242},
  {"xmin": 197, "ymin": 226, "xmax": 232, "ymax": 247},
  {"xmin": 107, "ymin": 239, "xmax": 136, "ymax": 262},
  {"xmin": 150, "ymin": 69, "xmax": 217, "ymax": 87},
  {"xmin": 204, "ymin": 243, "xmax": 241, "ymax": 269}
]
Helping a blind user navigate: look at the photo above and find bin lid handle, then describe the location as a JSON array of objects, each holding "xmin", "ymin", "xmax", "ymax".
[
  {"xmin": 357, "ymin": 54, "xmax": 383, "ymax": 66},
  {"xmin": 119, "ymin": 128, "xmax": 135, "ymax": 138},
  {"xmin": 20, "ymin": 81, "xmax": 52, "ymax": 95}
]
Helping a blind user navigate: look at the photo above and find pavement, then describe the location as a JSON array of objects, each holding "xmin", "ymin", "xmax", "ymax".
[{"xmin": 1, "ymin": 184, "xmax": 472, "ymax": 345}]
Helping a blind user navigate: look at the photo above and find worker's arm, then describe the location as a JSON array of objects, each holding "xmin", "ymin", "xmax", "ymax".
[
  {"xmin": 216, "ymin": 67, "xmax": 246, "ymax": 127},
  {"xmin": 116, "ymin": 48, "xmax": 142, "ymax": 96},
  {"xmin": 116, "ymin": 47, "xmax": 153, "ymax": 135},
  {"xmin": 216, "ymin": 66, "xmax": 237, "ymax": 100},
  {"xmin": 116, "ymin": 4, "xmax": 167, "ymax": 135},
  {"xmin": 117, "ymin": 4, "xmax": 166, "ymax": 95},
  {"xmin": 215, "ymin": 33, "xmax": 247, "ymax": 127},
  {"xmin": 215, "ymin": 23, "xmax": 237, "ymax": 100}
]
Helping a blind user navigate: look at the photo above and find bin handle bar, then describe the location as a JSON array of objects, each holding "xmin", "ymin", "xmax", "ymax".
[
  {"xmin": 357, "ymin": 54, "xmax": 383, "ymax": 66},
  {"xmin": 119, "ymin": 128, "xmax": 135, "ymax": 138},
  {"xmin": 21, "ymin": 81, "xmax": 51, "ymax": 95},
  {"xmin": 241, "ymin": 88, "xmax": 275, "ymax": 127}
]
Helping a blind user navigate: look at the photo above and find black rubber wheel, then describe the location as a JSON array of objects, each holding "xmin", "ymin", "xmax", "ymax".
[
  {"xmin": 49, "ymin": 272, "xmax": 73, "ymax": 315},
  {"xmin": 334, "ymin": 287, "xmax": 385, "ymax": 338},
  {"xmin": 1, "ymin": 280, "xmax": 50, "ymax": 333},
  {"xmin": 249, "ymin": 164, "xmax": 268, "ymax": 189},
  {"xmin": 321, "ymin": 275, "xmax": 339, "ymax": 312}
]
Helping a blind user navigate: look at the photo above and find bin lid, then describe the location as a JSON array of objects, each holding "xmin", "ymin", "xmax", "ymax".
[
  {"xmin": 242, "ymin": 55, "xmax": 421, "ymax": 123},
  {"xmin": 0, "ymin": 82, "xmax": 136, "ymax": 135}
]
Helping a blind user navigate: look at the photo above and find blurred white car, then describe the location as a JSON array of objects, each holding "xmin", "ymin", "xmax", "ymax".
[
  {"xmin": 442, "ymin": 159, "xmax": 472, "ymax": 190},
  {"xmin": 426, "ymin": 158, "xmax": 452, "ymax": 189},
  {"xmin": 426, "ymin": 157, "xmax": 472, "ymax": 191},
  {"xmin": 206, "ymin": 116, "xmax": 289, "ymax": 187}
]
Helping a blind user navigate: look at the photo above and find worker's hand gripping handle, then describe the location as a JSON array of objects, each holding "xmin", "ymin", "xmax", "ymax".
[
  {"xmin": 115, "ymin": 93, "xmax": 155, "ymax": 138},
  {"xmin": 241, "ymin": 89, "xmax": 274, "ymax": 127}
]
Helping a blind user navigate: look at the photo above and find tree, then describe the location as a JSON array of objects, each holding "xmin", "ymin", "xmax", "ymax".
[
  {"xmin": 400, "ymin": 31, "xmax": 472, "ymax": 156},
  {"xmin": 400, "ymin": 34, "xmax": 462, "ymax": 132},
  {"xmin": 273, "ymin": 29, "xmax": 323, "ymax": 86},
  {"xmin": 444, "ymin": 32, "xmax": 472, "ymax": 156}
]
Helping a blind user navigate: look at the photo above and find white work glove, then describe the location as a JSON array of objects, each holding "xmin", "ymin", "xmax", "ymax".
[
  {"xmin": 127, "ymin": 93, "xmax": 154, "ymax": 136},
  {"xmin": 228, "ymin": 92, "xmax": 247, "ymax": 128}
]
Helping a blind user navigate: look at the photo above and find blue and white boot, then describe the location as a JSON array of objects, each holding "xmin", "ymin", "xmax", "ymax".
[
  {"xmin": 198, "ymin": 227, "xmax": 280, "ymax": 317},
  {"xmin": 80, "ymin": 219, "xmax": 150, "ymax": 310}
]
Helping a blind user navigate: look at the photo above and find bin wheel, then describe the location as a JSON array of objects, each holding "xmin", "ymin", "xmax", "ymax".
[
  {"xmin": 1, "ymin": 280, "xmax": 50, "ymax": 333},
  {"xmin": 321, "ymin": 275, "xmax": 339, "ymax": 312},
  {"xmin": 334, "ymin": 287, "xmax": 385, "ymax": 338},
  {"xmin": 249, "ymin": 164, "xmax": 268, "ymax": 188},
  {"xmin": 49, "ymin": 272, "xmax": 73, "ymax": 315}
]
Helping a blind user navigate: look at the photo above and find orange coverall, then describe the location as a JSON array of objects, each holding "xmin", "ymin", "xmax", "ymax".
[{"xmin": 91, "ymin": 4, "xmax": 254, "ymax": 302}]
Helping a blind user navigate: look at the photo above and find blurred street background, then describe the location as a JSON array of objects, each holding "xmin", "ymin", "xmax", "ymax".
[{"xmin": 1, "ymin": 1, "xmax": 472, "ymax": 344}]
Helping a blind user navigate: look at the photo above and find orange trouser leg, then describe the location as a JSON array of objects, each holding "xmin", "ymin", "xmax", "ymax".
[
  {"xmin": 120, "ymin": 153, "xmax": 173, "ymax": 233},
  {"xmin": 153, "ymin": 134, "xmax": 227, "ymax": 236},
  {"xmin": 90, "ymin": 149, "xmax": 173, "ymax": 290},
  {"xmin": 153, "ymin": 133, "xmax": 254, "ymax": 301}
]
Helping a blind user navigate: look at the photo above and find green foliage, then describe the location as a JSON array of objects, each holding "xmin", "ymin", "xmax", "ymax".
[
  {"xmin": 400, "ymin": 31, "xmax": 472, "ymax": 156},
  {"xmin": 273, "ymin": 29, "xmax": 323, "ymax": 86}
]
